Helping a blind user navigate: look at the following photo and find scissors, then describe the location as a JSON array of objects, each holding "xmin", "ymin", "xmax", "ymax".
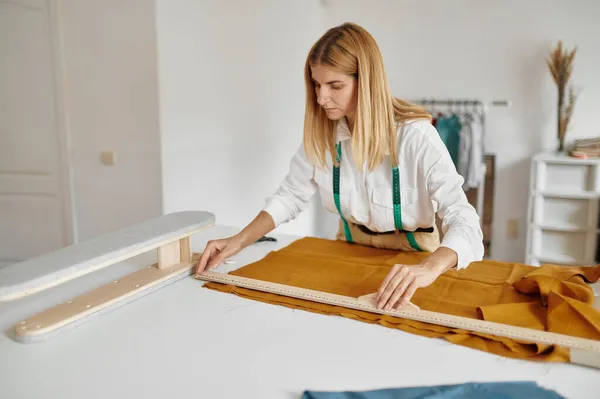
[{"xmin": 255, "ymin": 235, "xmax": 277, "ymax": 243}]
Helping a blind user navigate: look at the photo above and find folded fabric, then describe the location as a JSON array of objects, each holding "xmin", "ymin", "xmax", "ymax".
[
  {"xmin": 301, "ymin": 381, "xmax": 566, "ymax": 399},
  {"xmin": 202, "ymin": 237, "xmax": 600, "ymax": 362}
]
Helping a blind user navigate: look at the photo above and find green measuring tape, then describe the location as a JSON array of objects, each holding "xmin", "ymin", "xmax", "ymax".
[
  {"xmin": 334, "ymin": 142, "xmax": 353, "ymax": 242},
  {"xmin": 333, "ymin": 142, "xmax": 422, "ymax": 251}
]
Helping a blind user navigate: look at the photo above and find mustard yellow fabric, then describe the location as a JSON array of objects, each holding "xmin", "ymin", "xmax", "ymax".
[{"xmin": 202, "ymin": 237, "xmax": 600, "ymax": 363}]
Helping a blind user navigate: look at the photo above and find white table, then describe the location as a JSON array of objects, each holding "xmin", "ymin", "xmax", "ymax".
[{"xmin": 0, "ymin": 225, "xmax": 598, "ymax": 399}]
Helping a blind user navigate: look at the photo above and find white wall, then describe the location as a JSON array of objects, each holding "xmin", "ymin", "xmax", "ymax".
[
  {"xmin": 320, "ymin": 0, "xmax": 600, "ymax": 261},
  {"xmin": 157, "ymin": 0, "xmax": 600, "ymax": 262},
  {"xmin": 59, "ymin": 0, "xmax": 163, "ymax": 241},
  {"xmin": 156, "ymin": 0, "xmax": 326, "ymax": 237}
]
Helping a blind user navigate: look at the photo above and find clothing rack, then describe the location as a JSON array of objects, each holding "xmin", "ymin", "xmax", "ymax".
[
  {"xmin": 409, "ymin": 98, "xmax": 502, "ymax": 223},
  {"xmin": 410, "ymin": 98, "xmax": 511, "ymax": 108}
]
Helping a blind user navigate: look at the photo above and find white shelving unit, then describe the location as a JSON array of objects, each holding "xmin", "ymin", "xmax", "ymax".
[{"xmin": 525, "ymin": 153, "xmax": 600, "ymax": 266}]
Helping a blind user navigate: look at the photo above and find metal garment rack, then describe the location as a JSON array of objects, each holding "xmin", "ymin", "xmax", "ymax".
[
  {"xmin": 409, "ymin": 98, "xmax": 511, "ymax": 108},
  {"xmin": 408, "ymin": 98, "xmax": 510, "ymax": 222}
]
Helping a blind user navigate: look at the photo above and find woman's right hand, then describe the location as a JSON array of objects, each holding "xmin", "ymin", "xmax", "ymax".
[
  {"xmin": 195, "ymin": 235, "xmax": 245, "ymax": 274},
  {"xmin": 195, "ymin": 211, "xmax": 275, "ymax": 274}
]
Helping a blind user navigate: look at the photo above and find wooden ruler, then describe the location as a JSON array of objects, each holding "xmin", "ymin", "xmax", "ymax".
[{"xmin": 196, "ymin": 271, "xmax": 600, "ymax": 369}]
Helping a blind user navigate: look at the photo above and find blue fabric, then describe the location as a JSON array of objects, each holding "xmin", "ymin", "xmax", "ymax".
[
  {"xmin": 435, "ymin": 114, "xmax": 462, "ymax": 167},
  {"xmin": 301, "ymin": 381, "xmax": 566, "ymax": 399}
]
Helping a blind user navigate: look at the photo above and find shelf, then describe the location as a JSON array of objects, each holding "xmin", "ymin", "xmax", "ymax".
[
  {"xmin": 530, "ymin": 223, "xmax": 589, "ymax": 233},
  {"xmin": 534, "ymin": 190, "xmax": 598, "ymax": 199},
  {"xmin": 528, "ymin": 253, "xmax": 593, "ymax": 266},
  {"xmin": 533, "ymin": 152, "xmax": 600, "ymax": 166},
  {"xmin": 527, "ymin": 152, "xmax": 600, "ymax": 268}
]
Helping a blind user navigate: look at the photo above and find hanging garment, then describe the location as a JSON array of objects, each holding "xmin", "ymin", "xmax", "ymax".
[
  {"xmin": 431, "ymin": 111, "xmax": 442, "ymax": 127},
  {"xmin": 465, "ymin": 111, "xmax": 485, "ymax": 189},
  {"xmin": 301, "ymin": 381, "xmax": 566, "ymax": 399},
  {"xmin": 434, "ymin": 113, "xmax": 461, "ymax": 167},
  {"xmin": 457, "ymin": 112, "xmax": 473, "ymax": 186},
  {"xmin": 202, "ymin": 237, "xmax": 600, "ymax": 363}
]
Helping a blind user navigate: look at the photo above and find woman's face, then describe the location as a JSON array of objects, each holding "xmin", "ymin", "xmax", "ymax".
[{"xmin": 311, "ymin": 64, "xmax": 358, "ymax": 123}]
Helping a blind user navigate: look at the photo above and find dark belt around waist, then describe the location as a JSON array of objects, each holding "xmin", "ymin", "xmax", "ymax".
[{"xmin": 353, "ymin": 223, "xmax": 434, "ymax": 236}]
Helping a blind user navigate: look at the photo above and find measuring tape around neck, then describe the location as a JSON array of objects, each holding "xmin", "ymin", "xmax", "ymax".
[{"xmin": 334, "ymin": 141, "xmax": 422, "ymax": 251}]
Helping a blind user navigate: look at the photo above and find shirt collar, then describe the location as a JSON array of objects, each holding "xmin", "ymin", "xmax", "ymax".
[{"xmin": 336, "ymin": 117, "xmax": 397, "ymax": 156}]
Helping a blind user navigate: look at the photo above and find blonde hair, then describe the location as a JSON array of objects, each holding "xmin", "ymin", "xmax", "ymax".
[{"xmin": 303, "ymin": 22, "xmax": 432, "ymax": 170}]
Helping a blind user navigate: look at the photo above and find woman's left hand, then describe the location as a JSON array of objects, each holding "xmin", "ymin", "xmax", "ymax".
[{"xmin": 375, "ymin": 263, "xmax": 442, "ymax": 310}]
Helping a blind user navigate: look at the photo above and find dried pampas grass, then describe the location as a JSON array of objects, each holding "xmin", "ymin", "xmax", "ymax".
[{"xmin": 547, "ymin": 41, "xmax": 578, "ymax": 152}]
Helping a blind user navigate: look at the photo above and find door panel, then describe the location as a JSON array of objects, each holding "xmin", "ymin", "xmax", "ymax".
[{"xmin": 0, "ymin": 0, "xmax": 70, "ymax": 265}]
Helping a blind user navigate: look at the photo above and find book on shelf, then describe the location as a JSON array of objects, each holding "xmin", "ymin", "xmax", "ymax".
[{"xmin": 570, "ymin": 137, "xmax": 600, "ymax": 158}]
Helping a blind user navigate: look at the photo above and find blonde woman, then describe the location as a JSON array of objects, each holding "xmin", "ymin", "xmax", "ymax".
[{"xmin": 196, "ymin": 23, "xmax": 484, "ymax": 311}]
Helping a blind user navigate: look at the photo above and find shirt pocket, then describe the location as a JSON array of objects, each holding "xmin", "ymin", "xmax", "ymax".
[
  {"xmin": 314, "ymin": 169, "xmax": 350, "ymax": 215},
  {"xmin": 370, "ymin": 186, "xmax": 417, "ymax": 230}
]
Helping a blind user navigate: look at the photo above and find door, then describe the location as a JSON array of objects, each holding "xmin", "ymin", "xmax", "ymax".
[{"xmin": 0, "ymin": 0, "xmax": 74, "ymax": 267}]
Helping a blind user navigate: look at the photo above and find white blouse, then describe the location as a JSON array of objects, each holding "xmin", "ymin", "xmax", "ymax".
[{"xmin": 262, "ymin": 117, "xmax": 484, "ymax": 269}]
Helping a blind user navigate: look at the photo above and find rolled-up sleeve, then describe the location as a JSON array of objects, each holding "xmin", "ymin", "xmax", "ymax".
[
  {"xmin": 262, "ymin": 142, "xmax": 318, "ymax": 227},
  {"xmin": 417, "ymin": 124, "xmax": 484, "ymax": 269}
]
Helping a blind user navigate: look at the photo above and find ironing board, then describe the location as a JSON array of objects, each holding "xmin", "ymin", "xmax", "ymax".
[{"xmin": 0, "ymin": 213, "xmax": 599, "ymax": 399}]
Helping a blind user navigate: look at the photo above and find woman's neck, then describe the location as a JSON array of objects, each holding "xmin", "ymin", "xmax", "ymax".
[{"xmin": 346, "ymin": 115, "xmax": 355, "ymax": 132}]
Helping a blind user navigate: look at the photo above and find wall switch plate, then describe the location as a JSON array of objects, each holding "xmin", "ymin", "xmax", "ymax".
[
  {"xmin": 507, "ymin": 218, "xmax": 519, "ymax": 239},
  {"xmin": 100, "ymin": 151, "xmax": 117, "ymax": 166}
]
